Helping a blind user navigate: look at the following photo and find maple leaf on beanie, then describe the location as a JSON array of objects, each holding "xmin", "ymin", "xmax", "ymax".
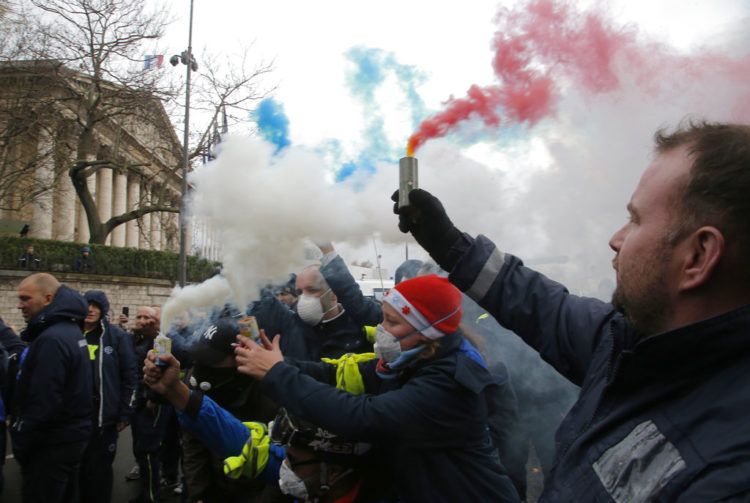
[{"xmin": 382, "ymin": 274, "xmax": 462, "ymax": 339}]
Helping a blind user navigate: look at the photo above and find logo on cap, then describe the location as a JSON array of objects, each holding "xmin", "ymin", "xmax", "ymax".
[{"xmin": 203, "ymin": 325, "xmax": 217, "ymax": 341}]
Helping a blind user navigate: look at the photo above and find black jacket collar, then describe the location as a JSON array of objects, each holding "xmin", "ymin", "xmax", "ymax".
[{"xmin": 613, "ymin": 304, "xmax": 750, "ymax": 389}]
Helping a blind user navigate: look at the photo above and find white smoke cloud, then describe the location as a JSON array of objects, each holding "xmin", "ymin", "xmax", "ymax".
[
  {"xmin": 160, "ymin": 275, "xmax": 231, "ymax": 333},
  {"xmin": 159, "ymin": 2, "xmax": 750, "ymax": 324}
]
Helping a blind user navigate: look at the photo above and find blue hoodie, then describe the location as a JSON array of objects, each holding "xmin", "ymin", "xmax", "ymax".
[
  {"xmin": 84, "ymin": 290, "xmax": 138, "ymax": 427},
  {"xmin": 11, "ymin": 285, "xmax": 93, "ymax": 459}
]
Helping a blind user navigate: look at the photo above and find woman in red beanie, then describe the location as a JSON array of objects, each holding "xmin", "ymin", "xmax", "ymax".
[{"xmin": 235, "ymin": 274, "xmax": 520, "ymax": 502}]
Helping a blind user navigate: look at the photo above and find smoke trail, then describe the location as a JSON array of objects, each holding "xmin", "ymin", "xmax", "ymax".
[
  {"xmin": 335, "ymin": 47, "xmax": 427, "ymax": 181},
  {"xmin": 407, "ymin": 0, "xmax": 750, "ymax": 154},
  {"xmin": 346, "ymin": 46, "xmax": 427, "ymax": 127},
  {"xmin": 253, "ymin": 97, "xmax": 291, "ymax": 153},
  {"xmin": 161, "ymin": 275, "xmax": 232, "ymax": 333}
]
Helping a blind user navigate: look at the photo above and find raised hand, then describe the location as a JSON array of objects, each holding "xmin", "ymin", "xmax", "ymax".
[
  {"xmin": 391, "ymin": 188, "xmax": 463, "ymax": 270},
  {"xmin": 235, "ymin": 330, "xmax": 284, "ymax": 379}
]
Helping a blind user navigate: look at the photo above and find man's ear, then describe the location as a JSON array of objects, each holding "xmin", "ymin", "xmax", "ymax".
[{"xmin": 679, "ymin": 226, "xmax": 724, "ymax": 292}]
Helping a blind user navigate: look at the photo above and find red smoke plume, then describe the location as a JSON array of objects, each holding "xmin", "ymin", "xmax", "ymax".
[{"xmin": 406, "ymin": 0, "xmax": 750, "ymax": 155}]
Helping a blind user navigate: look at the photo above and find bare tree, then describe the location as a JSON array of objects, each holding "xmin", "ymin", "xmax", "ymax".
[
  {"xmin": 0, "ymin": 0, "xmax": 274, "ymax": 244},
  {"xmin": 169, "ymin": 45, "xmax": 275, "ymax": 163}
]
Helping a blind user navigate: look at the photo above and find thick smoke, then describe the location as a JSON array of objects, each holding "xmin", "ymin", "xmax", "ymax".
[
  {"xmin": 407, "ymin": 0, "xmax": 750, "ymax": 154},
  {"xmin": 161, "ymin": 275, "xmax": 231, "ymax": 334},
  {"xmin": 160, "ymin": 0, "xmax": 749, "ymax": 327},
  {"xmin": 165, "ymin": 138, "xmax": 402, "ymax": 323},
  {"xmin": 404, "ymin": 0, "xmax": 750, "ymax": 295}
]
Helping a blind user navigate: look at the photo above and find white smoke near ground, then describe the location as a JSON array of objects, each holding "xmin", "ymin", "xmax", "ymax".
[{"xmin": 160, "ymin": 274, "xmax": 231, "ymax": 333}]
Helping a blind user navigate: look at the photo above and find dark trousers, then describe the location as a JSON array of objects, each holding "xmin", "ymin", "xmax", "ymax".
[
  {"xmin": 19, "ymin": 440, "xmax": 87, "ymax": 503},
  {"xmin": 0, "ymin": 421, "xmax": 6, "ymax": 496},
  {"xmin": 79, "ymin": 424, "xmax": 118, "ymax": 503},
  {"xmin": 132, "ymin": 404, "xmax": 174, "ymax": 503},
  {"xmin": 161, "ymin": 411, "xmax": 181, "ymax": 480}
]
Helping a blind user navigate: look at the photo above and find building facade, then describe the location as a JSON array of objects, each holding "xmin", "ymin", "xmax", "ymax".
[{"xmin": 0, "ymin": 60, "xmax": 186, "ymax": 252}]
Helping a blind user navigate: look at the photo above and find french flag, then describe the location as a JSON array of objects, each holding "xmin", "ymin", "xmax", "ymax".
[{"xmin": 144, "ymin": 55, "xmax": 164, "ymax": 70}]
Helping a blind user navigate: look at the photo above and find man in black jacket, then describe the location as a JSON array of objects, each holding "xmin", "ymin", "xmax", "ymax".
[
  {"xmin": 129, "ymin": 305, "xmax": 175, "ymax": 503},
  {"xmin": 392, "ymin": 121, "xmax": 750, "ymax": 499},
  {"xmin": 287, "ymin": 264, "xmax": 374, "ymax": 360},
  {"xmin": 74, "ymin": 246, "xmax": 97, "ymax": 273},
  {"xmin": 13, "ymin": 273, "xmax": 92, "ymax": 503},
  {"xmin": 247, "ymin": 253, "xmax": 376, "ymax": 362},
  {"xmin": 79, "ymin": 290, "xmax": 137, "ymax": 503},
  {"xmin": 17, "ymin": 244, "xmax": 41, "ymax": 270}
]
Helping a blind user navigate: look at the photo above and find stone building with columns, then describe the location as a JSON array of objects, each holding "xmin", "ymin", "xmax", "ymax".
[{"xmin": 0, "ymin": 60, "xmax": 185, "ymax": 252}]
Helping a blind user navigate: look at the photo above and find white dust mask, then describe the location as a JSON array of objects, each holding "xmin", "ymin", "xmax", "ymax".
[
  {"xmin": 296, "ymin": 289, "xmax": 335, "ymax": 326},
  {"xmin": 278, "ymin": 459, "xmax": 310, "ymax": 500}
]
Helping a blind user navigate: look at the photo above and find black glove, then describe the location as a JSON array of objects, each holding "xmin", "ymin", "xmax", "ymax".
[{"xmin": 391, "ymin": 189, "xmax": 463, "ymax": 270}]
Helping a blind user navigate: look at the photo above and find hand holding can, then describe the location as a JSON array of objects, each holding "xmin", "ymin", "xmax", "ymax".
[{"xmin": 152, "ymin": 333, "xmax": 172, "ymax": 367}]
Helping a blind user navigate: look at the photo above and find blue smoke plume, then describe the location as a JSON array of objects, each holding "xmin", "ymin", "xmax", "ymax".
[
  {"xmin": 253, "ymin": 98, "xmax": 291, "ymax": 154},
  {"xmin": 333, "ymin": 46, "xmax": 428, "ymax": 182}
]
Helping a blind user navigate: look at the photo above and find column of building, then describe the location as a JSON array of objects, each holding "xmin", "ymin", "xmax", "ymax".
[
  {"xmin": 150, "ymin": 188, "xmax": 162, "ymax": 252},
  {"xmin": 30, "ymin": 128, "xmax": 55, "ymax": 239},
  {"xmin": 52, "ymin": 124, "xmax": 76, "ymax": 242},
  {"xmin": 139, "ymin": 184, "xmax": 152, "ymax": 250},
  {"xmin": 111, "ymin": 169, "xmax": 127, "ymax": 246},
  {"xmin": 96, "ymin": 167, "xmax": 113, "ymax": 245},
  {"xmin": 76, "ymin": 154, "xmax": 97, "ymax": 243},
  {"xmin": 126, "ymin": 175, "xmax": 141, "ymax": 248}
]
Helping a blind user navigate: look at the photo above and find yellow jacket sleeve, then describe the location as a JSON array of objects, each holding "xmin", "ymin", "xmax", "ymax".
[{"xmin": 223, "ymin": 421, "xmax": 270, "ymax": 479}]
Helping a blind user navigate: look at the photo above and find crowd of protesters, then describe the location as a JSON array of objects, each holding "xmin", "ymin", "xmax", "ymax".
[{"xmin": 1, "ymin": 121, "xmax": 750, "ymax": 502}]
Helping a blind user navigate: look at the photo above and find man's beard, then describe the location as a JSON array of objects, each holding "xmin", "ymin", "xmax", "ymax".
[{"xmin": 611, "ymin": 258, "xmax": 673, "ymax": 337}]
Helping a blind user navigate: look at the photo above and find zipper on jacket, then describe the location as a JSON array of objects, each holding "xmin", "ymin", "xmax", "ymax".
[
  {"xmin": 583, "ymin": 326, "xmax": 624, "ymax": 433},
  {"xmin": 98, "ymin": 320, "xmax": 105, "ymax": 428},
  {"xmin": 557, "ymin": 324, "xmax": 619, "ymax": 459}
]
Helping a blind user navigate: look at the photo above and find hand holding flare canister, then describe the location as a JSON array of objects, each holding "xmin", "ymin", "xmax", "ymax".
[
  {"xmin": 399, "ymin": 155, "xmax": 418, "ymax": 209},
  {"xmin": 238, "ymin": 316, "xmax": 260, "ymax": 340},
  {"xmin": 152, "ymin": 333, "xmax": 172, "ymax": 367}
]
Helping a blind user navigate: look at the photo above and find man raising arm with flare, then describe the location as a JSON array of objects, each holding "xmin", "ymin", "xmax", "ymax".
[{"xmin": 391, "ymin": 121, "xmax": 750, "ymax": 501}]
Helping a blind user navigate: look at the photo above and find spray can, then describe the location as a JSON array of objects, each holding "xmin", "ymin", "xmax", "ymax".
[
  {"xmin": 153, "ymin": 333, "xmax": 172, "ymax": 367},
  {"xmin": 398, "ymin": 156, "xmax": 418, "ymax": 208}
]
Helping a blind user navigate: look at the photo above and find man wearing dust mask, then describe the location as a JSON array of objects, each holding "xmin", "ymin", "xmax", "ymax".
[{"xmin": 293, "ymin": 265, "xmax": 372, "ymax": 360}]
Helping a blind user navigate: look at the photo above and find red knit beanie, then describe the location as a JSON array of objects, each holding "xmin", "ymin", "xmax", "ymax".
[{"xmin": 383, "ymin": 274, "xmax": 462, "ymax": 339}]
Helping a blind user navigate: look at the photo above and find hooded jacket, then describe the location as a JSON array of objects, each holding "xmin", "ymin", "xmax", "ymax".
[
  {"xmin": 83, "ymin": 290, "xmax": 138, "ymax": 427},
  {"xmin": 11, "ymin": 284, "xmax": 93, "ymax": 458},
  {"xmin": 319, "ymin": 253, "xmax": 384, "ymax": 327},
  {"xmin": 449, "ymin": 234, "xmax": 750, "ymax": 501},
  {"xmin": 260, "ymin": 332, "xmax": 520, "ymax": 502},
  {"xmin": 245, "ymin": 293, "xmax": 311, "ymax": 360}
]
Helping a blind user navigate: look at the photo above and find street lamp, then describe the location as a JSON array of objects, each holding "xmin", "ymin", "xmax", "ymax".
[{"xmin": 171, "ymin": 0, "xmax": 197, "ymax": 287}]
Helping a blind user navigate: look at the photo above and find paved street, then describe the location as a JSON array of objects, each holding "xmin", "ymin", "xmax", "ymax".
[{"xmin": 3, "ymin": 428, "xmax": 182, "ymax": 503}]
